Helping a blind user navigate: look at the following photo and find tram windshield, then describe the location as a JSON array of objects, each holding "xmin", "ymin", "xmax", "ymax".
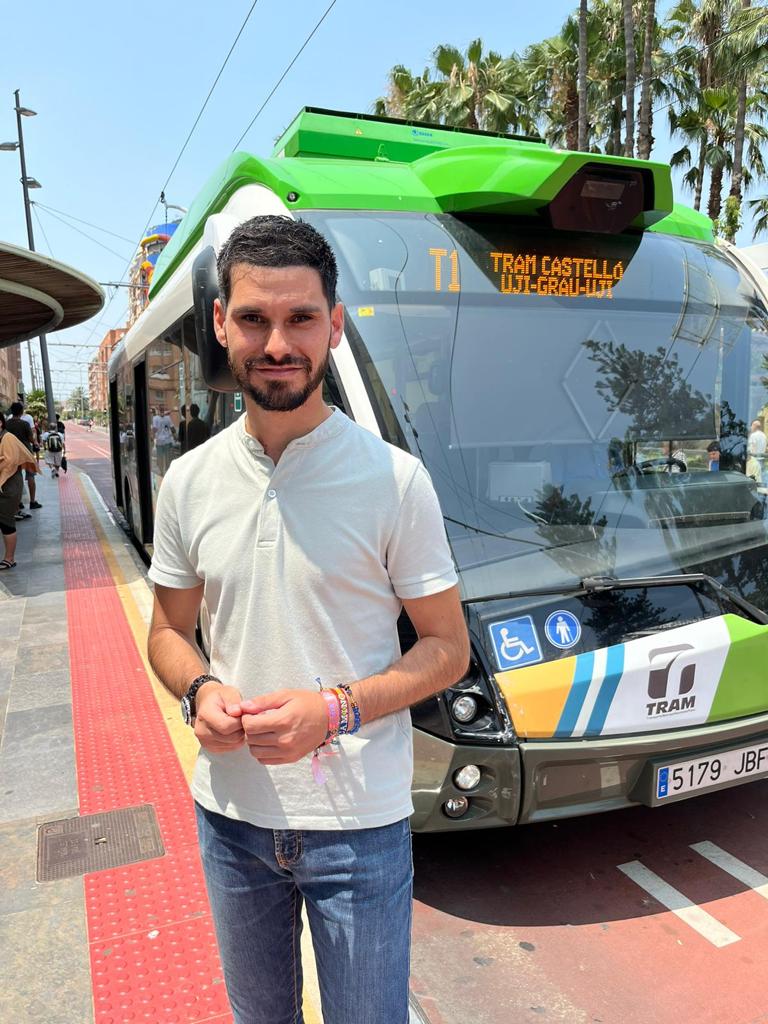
[{"xmin": 303, "ymin": 211, "xmax": 768, "ymax": 600}]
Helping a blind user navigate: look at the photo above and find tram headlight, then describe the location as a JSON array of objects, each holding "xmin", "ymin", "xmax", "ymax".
[
  {"xmin": 443, "ymin": 795, "xmax": 469, "ymax": 818},
  {"xmin": 409, "ymin": 643, "xmax": 509, "ymax": 745},
  {"xmin": 453, "ymin": 764, "xmax": 482, "ymax": 791},
  {"xmin": 452, "ymin": 694, "xmax": 478, "ymax": 724}
]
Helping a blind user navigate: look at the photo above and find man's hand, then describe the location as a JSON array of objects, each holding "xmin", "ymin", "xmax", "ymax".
[
  {"xmin": 195, "ymin": 683, "xmax": 247, "ymax": 753},
  {"xmin": 234, "ymin": 690, "xmax": 328, "ymax": 765}
]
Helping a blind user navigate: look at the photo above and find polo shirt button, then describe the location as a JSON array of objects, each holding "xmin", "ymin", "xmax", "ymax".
[{"xmin": 267, "ymin": 488, "xmax": 277, "ymax": 498}]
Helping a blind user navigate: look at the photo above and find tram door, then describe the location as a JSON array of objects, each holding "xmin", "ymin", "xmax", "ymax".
[
  {"xmin": 108, "ymin": 378, "xmax": 123, "ymax": 509},
  {"xmin": 133, "ymin": 360, "xmax": 154, "ymax": 547}
]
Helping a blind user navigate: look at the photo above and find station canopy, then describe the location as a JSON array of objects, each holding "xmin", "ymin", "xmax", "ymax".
[{"xmin": 0, "ymin": 241, "xmax": 104, "ymax": 347}]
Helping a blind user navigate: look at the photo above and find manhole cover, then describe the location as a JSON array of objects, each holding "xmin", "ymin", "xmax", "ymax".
[{"xmin": 37, "ymin": 804, "xmax": 164, "ymax": 881}]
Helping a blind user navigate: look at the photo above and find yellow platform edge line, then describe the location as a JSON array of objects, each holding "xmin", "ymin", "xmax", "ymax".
[{"xmin": 74, "ymin": 473, "xmax": 325, "ymax": 1023}]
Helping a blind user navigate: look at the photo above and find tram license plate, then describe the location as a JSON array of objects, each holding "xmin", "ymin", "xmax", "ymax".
[{"xmin": 656, "ymin": 741, "xmax": 768, "ymax": 800}]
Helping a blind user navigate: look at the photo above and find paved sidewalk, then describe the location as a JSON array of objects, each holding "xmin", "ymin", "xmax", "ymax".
[{"xmin": 0, "ymin": 470, "xmax": 92, "ymax": 1024}]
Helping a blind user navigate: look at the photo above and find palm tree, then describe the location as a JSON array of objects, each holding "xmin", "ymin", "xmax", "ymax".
[
  {"xmin": 432, "ymin": 40, "xmax": 534, "ymax": 133},
  {"xmin": 671, "ymin": 86, "xmax": 768, "ymax": 220},
  {"xmin": 637, "ymin": 0, "xmax": 656, "ymax": 158},
  {"xmin": 623, "ymin": 0, "xmax": 637, "ymax": 156},
  {"xmin": 524, "ymin": 17, "xmax": 584, "ymax": 150},
  {"xmin": 669, "ymin": 103, "xmax": 711, "ymax": 210},
  {"xmin": 589, "ymin": 0, "xmax": 629, "ymax": 155},
  {"xmin": 373, "ymin": 66, "xmax": 443, "ymax": 123},
  {"xmin": 727, "ymin": 0, "xmax": 752, "ymax": 226},
  {"xmin": 749, "ymin": 195, "xmax": 768, "ymax": 238},
  {"xmin": 374, "ymin": 40, "xmax": 534, "ymax": 135},
  {"xmin": 578, "ymin": 0, "xmax": 589, "ymax": 150}
]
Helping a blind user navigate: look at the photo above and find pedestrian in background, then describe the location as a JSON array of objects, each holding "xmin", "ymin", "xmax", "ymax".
[
  {"xmin": 147, "ymin": 216, "xmax": 468, "ymax": 1024},
  {"xmin": 4, "ymin": 402, "xmax": 41, "ymax": 511},
  {"xmin": 185, "ymin": 403, "xmax": 210, "ymax": 450},
  {"xmin": 0, "ymin": 411, "xmax": 39, "ymax": 570},
  {"xmin": 42, "ymin": 422, "xmax": 65, "ymax": 477}
]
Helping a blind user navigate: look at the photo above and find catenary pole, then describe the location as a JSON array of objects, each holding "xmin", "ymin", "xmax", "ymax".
[{"xmin": 15, "ymin": 88, "xmax": 56, "ymax": 426}]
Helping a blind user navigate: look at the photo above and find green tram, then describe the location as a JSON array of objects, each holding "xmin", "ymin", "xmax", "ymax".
[{"xmin": 109, "ymin": 107, "xmax": 768, "ymax": 831}]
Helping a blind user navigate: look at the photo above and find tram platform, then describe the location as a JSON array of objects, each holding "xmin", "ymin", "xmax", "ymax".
[{"xmin": 0, "ymin": 462, "xmax": 394, "ymax": 1024}]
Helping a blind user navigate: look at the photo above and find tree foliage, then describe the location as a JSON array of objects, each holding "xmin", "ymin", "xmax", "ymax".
[{"xmin": 373, "ymin": 0, "xmax": 768, "ymax": 240}]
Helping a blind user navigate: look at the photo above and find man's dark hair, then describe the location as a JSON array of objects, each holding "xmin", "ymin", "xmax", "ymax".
[
  {"xmin": 10, "ymin": 401, "xmax": 23, "ymax": 417},
  {"xmin": 190, "ymin": 403, "xmax": 200, "ymax": 417},
  {"xmin": 217, "ymin": 216, "xmax": 338, "ymax": 311}
]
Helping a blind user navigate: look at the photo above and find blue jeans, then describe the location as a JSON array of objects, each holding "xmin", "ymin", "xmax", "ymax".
[{"xmin": 195, "ymin": 804, "xmax": 413, "ymax": 1024}]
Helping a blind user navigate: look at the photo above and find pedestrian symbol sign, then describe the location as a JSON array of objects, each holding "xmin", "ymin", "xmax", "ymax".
[
  {"xmin": 544, "ymin": 609, "xmax": 581, "ymax": 650},
  {"xmin": 489, "ymin": 616, "xmax": 543, "ymax": 671}
]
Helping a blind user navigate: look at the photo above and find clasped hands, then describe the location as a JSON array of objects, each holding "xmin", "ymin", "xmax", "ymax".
[{"xmin": 194, "ymin": 683, "xmax": 329, "ymax": 765}]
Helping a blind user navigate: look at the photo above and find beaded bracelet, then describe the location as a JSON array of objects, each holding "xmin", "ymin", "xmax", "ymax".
[
  {"xmin": 335, "ymin": 686, "xmax": 350, "ymax": 735},
  {"xmin": 339, "ymin": 685, "xmax": 361, "ymax": 734}
]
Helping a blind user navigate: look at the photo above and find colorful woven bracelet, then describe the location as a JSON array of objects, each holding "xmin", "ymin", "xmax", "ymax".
[
  {"xmin": 340, "ymin": 684, "xmax": 361, "ymax": 734},
  {"xmin": 320, "ymin": 689, "xmax": 340, "ymax": 741}
]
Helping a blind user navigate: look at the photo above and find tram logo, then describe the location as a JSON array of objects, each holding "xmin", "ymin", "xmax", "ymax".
[{"xmin": 646, "ymin": 644, "xmax": 696, "ymax": 717}]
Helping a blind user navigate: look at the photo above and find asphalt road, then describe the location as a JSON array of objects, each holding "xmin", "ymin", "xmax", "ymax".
[{"xmin": 66, "ymin": 422, "xmax": 768, "ymax": 1024}]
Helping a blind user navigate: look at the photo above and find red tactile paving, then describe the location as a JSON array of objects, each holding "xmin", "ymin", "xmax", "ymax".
[{"xmin": 59, "ymin": 475, "xmax": 233, "ymax": 1023}]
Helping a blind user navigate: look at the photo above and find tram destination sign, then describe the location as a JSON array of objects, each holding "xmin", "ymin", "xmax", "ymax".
[{"xmin": 428, "ymin": 246, "xmax": 625, "ymax": 299}]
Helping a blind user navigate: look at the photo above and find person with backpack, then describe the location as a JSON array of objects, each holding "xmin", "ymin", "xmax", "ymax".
[{"xmin": 42, "ymin": 422, "xmax": 65, "ymax": 477}]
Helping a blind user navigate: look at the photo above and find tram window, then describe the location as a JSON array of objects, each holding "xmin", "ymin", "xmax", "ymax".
[{"xmin": 147, "ymin": 321, "xmax": 184, "ymax": 507}]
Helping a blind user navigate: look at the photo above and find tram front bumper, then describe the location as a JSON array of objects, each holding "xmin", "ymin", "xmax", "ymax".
[
  {"xmin": 411, "ymin": 710, "xmax": 768, "ymax": 831},
  {"xmin": 410, "ymin": 729, "xmax": 521, "ymax": 833},
  {"xmin": 516, "ymin": 710, "xmax": 768, "ymax": 825}
]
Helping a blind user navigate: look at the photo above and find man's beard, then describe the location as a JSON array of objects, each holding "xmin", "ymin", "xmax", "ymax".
[{"xmin": 227, "ymin": 346, "xmax": 330, "ymax": 412}]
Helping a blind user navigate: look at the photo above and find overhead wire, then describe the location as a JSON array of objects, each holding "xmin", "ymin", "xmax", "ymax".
[
  {"xmin": 89, "ymin": 0, "xmax": 265, "ymax": 344},
  {"xmin": 231, "ymin": 0, "xmax": 339, "ymax": 150},
  {"xmin": 33, "ymin": 204, "xmax": 133, "ymax": 262},
  {"xmin": 159, "ymin": 0, "xmax": 262, "ymax": 197},
  {"xmin": 31, "ymin": 203, "xmax": 54, "ymax": 258},
  {"xmin": 32, "ymin": 201, "xmax": 136, "ymax": 245}
]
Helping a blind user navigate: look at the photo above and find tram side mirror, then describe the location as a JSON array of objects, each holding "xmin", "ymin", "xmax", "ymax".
[{"xmin": 192, "ymin": 245, "xmax": 237, "ymax": 392}]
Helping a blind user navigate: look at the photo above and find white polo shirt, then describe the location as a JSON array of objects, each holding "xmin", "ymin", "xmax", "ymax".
[{"xmin": 149, "ymin": 409, "xmax": 458, "ymax": 829}]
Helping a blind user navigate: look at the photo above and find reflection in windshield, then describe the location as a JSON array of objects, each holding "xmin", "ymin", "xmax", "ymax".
[{"xmin": 305, "ymin": 211, "xmax": 768, "ymax": 597}]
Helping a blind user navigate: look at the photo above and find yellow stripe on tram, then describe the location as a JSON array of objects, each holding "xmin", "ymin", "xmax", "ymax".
[{"xmin": 75, "ymin": 473, "xmax": 325, "ymax": 1024}]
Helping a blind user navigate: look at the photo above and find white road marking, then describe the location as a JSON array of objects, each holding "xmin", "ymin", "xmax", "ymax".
[
  {"xmin": 83, "ymin": 442, "xmax": 110, "ymax": 457},
  {"xmin": 618, "ymin": 860, "xmax": 741, "ymax": 947},
  {"xmin": 691, "ymin": 841, "xmax": 768, "ymax": 899}
]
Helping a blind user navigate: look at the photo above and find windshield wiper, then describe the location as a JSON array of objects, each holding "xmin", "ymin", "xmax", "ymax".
[{"xmin": 466, "ymin": 572, "xmax": 768, "ymax": 624}]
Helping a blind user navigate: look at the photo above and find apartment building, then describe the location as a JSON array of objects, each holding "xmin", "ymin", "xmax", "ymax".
[
  {"xmin": 89, "ymin": 328, "xmax": 127, "ymax": 412},
  {"xmin": 0, "ymin": 344, "xmax": 21, "ymax": 411}
]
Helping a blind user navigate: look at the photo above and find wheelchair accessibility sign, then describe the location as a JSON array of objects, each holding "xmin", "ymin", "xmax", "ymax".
[{"xmin": 489, "ymin": 616, "xmax": 543, "ymax": 671}]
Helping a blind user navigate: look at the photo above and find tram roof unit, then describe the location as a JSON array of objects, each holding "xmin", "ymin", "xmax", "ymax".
[{"xmin": 148, "ymin": 107, "xmax": 713, "ymax": 301}]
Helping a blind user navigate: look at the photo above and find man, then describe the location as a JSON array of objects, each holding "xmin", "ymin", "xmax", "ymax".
[
  {"xmin": 748, "ymin": 419, "xmax": 766, "ymax": 482},
  {"xmin": 185, "ymin": 403, "xmax": 210, "ymax": 450},
  {"xmin": 56, "ymin": 413, "xmax": 66, "ymax": 436},
  {"xmin": 41, "ymin": 421, "xmax": 65, "ymax": 477},
  {"xmin": 147, "ymin": 216, "xmax": 468, "ymax": 1024},
  {"xmin": 5, "ymin": 402, "xmax": 41, "ymax": 511},
  {"xmin": 177, "ymin": 405, "xmax": 187, "ymax": 453},
  {"xmin": 151, "ymin": 404, "xmax": 175, "ymax": 474}
]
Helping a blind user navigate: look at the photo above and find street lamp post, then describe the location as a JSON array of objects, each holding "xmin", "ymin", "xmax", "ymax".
[{"xmin": 6, "ymin": 89, "xmax": 57, "ymax": 426}]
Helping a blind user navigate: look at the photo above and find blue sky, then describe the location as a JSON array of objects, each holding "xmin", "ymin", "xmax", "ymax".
[{"xmin": 0, "ymin": 0, "xmax": 761, "ymax": 395}]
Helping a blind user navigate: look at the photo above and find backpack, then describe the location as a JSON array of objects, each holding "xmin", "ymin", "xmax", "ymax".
[{"xmin": 46, "ymin": 432, "xmax": 63, "ymax": 453}]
